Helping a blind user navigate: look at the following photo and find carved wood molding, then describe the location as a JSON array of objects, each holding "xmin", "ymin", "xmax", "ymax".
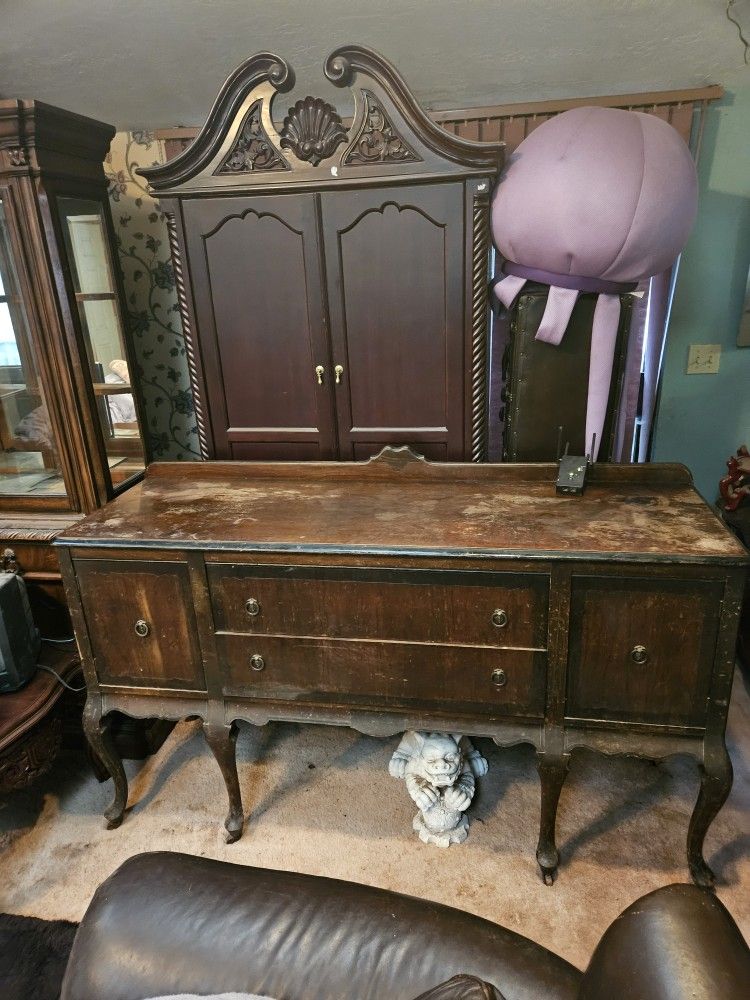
[
  {"xmin": 325, "ymin": 45, "xmax": 503, "ymax": 171},
  {"xmin": 140, "ymin": 53, "xmax": 294, "ymax": 191},
  {"xmin": 343, "ymin": 90, "xmax": 419, "ymax": 165},
  {"xmin": 142, "ymin": 46, "xmax": 503, "ymax": 194},
  {"xmin": 164, "ymin": 212, "xmax": 211, "ymax": 458},
  {"xmin": 365, "ymin": 444, "xmax": 429, "ymax": 469},
  {"xmin": 470, "ymin": 182, "xmax": 491, "ymax": 463},
  {"xmin": 215, "ymin": 100, "xmax": 288, "ymax": 174}
]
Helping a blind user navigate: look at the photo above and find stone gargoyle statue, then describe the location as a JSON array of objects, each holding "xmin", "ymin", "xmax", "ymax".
[{"xmin": 389, "ymin": 731, "xmax": 488, "ymax": 847}]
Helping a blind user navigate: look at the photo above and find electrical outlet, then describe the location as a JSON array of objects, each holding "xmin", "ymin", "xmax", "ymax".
[{"xmin": 686, "ymin": 344, "xmax": 721, "ymax": 374}]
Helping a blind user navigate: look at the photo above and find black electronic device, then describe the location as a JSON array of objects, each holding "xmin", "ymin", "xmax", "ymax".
[{"xmin": 0, "ymin": 572, "xmax": 40, "ymax": 693}]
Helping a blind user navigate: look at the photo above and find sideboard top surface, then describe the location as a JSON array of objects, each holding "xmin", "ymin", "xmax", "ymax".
[{"xmin": 55, "ymin": 451, "xmax": 748, "ymax": 565}]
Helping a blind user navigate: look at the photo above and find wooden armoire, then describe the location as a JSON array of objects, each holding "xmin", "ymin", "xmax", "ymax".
[{"xmin": 141, "ymin": 46, "xmax": 503, "ymax": 462}]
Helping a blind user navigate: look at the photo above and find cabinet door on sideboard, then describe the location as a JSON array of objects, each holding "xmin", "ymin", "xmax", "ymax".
[
  {"xmin": 75, "ymin": 558, "xmax": 205, "ymax": 690},
  {"xmin": 183, "ymin": 194, "xmax": 337, "ymax": 460}
]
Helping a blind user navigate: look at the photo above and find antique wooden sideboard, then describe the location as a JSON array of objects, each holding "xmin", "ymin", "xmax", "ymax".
[{"xmin": 56, "ymin": 449, "xmax": 748, "ymax": 885}]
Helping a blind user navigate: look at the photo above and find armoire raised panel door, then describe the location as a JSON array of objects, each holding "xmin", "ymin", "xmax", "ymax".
[
  {"xmin": 184, "ymin": 194, "xmax": 337, "ymax": 460},
  {"xmin": 320, "ymin": 184, "xmax": 466, "ymax": 460},
  {"xmin": 141, "ymin": 47, "xmax": 503, "ymax": 461}
]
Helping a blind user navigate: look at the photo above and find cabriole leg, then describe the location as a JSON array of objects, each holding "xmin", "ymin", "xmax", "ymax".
[
  {"xmin": 204, "ymin": 721, "xmax": 244, "ymax": 843},
  {"xmin": 536, "ymin": 751, "xmax": 570, "ymax": 885},
  {"xmin": 687, "ymin": 738, "xmax": 733, "ymax": 889},
  {"xmin": 83, "ymin": 697, "xmax": 128, "ymax": 829}
]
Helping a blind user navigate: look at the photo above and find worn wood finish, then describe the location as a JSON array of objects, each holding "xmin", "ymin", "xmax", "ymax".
[
  {"xmin": 61, "ymin": 455, "xmax": 743, "ymax": 564},
  {"xmin": 141, "ymin": 48, "xmax": 502, "ymax": 462},
  {"xmin": 218, "ymin": 633, "xmax": 545, "ymax": 717},
  {"xmin": 208, "ymin": 564, "xmax": 548, "ymax": 647},
  {"xmin": 75, "ymin": 560, "xmax": 205, "ymax": 689},
  {"xmin": 56, "ymin": 449, "xmax": 748, "ymax": 886}
]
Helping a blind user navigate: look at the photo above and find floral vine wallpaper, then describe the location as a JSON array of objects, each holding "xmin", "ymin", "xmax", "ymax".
[{"xmin": 105, "ymin": 131, "xmax": 200, "ymax": 460}]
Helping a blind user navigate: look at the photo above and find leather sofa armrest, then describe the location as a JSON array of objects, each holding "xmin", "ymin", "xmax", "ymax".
[
  {"xmin": 578, "ymin": 884, "xmax": 750, "ymax": 1000},
  {"xmin": 61, "ymin": 852, "xmax": 581, "ymax": 1000}
]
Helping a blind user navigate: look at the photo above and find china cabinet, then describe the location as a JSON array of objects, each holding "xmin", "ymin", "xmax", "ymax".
[{"xmin": 0, "ymin": 98, "xmax": 147, "ymax": 632}]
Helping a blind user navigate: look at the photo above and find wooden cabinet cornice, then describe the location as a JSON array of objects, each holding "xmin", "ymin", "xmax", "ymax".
[
  {"xmin": 140, "ymin": 47, "xmax": 503, "ymax": 463},
  {"xmin": 57, "ymin": 449, "xmax": 748, "ymax": 886}
]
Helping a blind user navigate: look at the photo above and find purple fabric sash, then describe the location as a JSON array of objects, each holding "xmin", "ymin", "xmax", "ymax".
[
  {"xmin": 501, "ymin": 260, "xmax": 638, "ymax": 294},
  {"xmin": 493, "ymin": 263, "xmax": 630, "ymax": 461}
]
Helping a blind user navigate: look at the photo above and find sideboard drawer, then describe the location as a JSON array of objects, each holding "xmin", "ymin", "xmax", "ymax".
[
  {"xmin": 566, "ymin": 576, "xmax": 723, "ymax": 727},
  {"xmin": 218, "ymin": 633, "xmax": 546, "ymax": 717},
  {"xmin": 208, "ymin": 564, "xmax": 548, "ymax": 649},
  {"xmin": 75, "ymin": 559, "xmax": 205, "ymax": 690}
]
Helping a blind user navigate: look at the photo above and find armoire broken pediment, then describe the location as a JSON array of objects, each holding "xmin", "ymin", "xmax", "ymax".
[{"xmin": 141, "ymin": 46, "xmax": 503, "ymax": 461}]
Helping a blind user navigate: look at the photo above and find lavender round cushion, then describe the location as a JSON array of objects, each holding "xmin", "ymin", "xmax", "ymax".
[
  {"xmin": 492, "ymin": 105, "xmax": 697, "ymax": 284},
  {"xmin": 490, "ymin": 106, "xmax": 698, "ymax": 458}
]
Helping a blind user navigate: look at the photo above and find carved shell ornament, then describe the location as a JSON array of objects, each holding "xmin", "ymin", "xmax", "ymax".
[{"xmin": 279, "ymin": 97, "xmax": 348, "ymax": 166}]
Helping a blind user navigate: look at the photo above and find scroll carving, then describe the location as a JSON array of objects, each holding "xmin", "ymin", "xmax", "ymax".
[
  {"xmin": 344, "ymin": 91, "xmax": 420, "ymax": 166},
  {"xmin": 216, "ymin": 101, "xmax": 288, "ymax": 174},
  {"xmin": 279, "ymin": 97, "xmax": 348, "ymax": 166}
]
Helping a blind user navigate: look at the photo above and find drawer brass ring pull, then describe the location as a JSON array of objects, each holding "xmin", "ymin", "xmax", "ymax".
[
  {"xmin": 491, "ymin": 609, "xmax": 508, "ymax": 628},
  {"xmin": 491, "ymin": 668, "xmax": 507, "ymax": 688},
  {"xmin": 245, "ymin": 598, "xmax": 261, "ymax": 617},
  {"xmin": 631, "ymin": 645, "xmax": 649, "ymax": 665},
  {"xmin": 250, "ymin": 653, "xmax": 265, "ymax": 672},
  {"xmin": 134, "ymin": 619, "xmax": 150, "ymax": 638}
]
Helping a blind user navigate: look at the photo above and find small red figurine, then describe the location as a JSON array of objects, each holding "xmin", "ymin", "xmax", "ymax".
[{"xmin": 719, "ymin": 445, "xmax": 750, "ymax": 511}]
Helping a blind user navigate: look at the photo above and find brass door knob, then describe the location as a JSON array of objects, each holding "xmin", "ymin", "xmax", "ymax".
[
  {"xmin": 491, "ymin": 668, "xmax": 508, "ymax": 688},
  {"xmin": 134, "ymin": 619, "xmax": 150, "ymax": 638},
  {"xmin": 334, "ymin": 364, "xmax": 344, "ymax": 384},
  {"xmin": 631, "ymin": 645, "xmax": 649, "ymax": 665},
  {"xmin": 491, "ymin": 609, "xmax": 508, "ymax": 628},
  {"xmin": 245, "ymin": 598, "xmax": 261, "ymax": 617},
  {"xmin": 250, "ymin": 653, "xmax": 265, "ymax": 672},
  {"xmin": 315, "ymin": 365, "xmax": 325, "ymax": 385}
]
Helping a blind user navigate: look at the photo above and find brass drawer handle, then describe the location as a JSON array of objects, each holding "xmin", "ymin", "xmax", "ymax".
[
  {"xmin": 491, "ymin": 668, "xmax": 507, "ymax": 688},
  {"xmin": 491, "ymin": 609, "xmax": 508, "ymax": 628},
  {"xmin": 245, "ymin": 598, "xmax": 261, "ymax": 617},
  {"xmin": 134, "ymin": 619, "xmax": 150, "ymax": 638},
  {"xmin": 631, "ymin": 645, "xmax": 649, "ymax": 665},
  {"xmin": 250, "ymin": 653, "xmax": 265, "ymax": 672}
]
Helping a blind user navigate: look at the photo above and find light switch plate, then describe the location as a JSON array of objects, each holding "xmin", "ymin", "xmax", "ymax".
[{"xmin": 686, "ymin": 344, "xmax": 721, "ymax": 374}]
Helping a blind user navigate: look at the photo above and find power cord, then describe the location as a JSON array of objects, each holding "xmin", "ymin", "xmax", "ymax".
[
  {"xmin": 37, "ymin": 663, "xmax": 87, "ymax": 693},
  {"xmin": 39, "ymin": 636, "xmax": 86, "ymax": 691}
]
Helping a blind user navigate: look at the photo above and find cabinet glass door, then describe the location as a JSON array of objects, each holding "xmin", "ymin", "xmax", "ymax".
[
  {"xmin": 58, "ymin": 197, "xmax": 145, "ymax": 489},
  {"xmin": 0, "ymin": 198, "xmax": 67, "ymax": 497}
]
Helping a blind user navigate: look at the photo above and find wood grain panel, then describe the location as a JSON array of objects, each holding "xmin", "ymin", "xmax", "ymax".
[
  {"xmin": 183, "ymin": 194, "xmax": 337, "ymax": 459},
  {"xmin": 320, "ymin": 184, "xmax": 466, "ymax": 459},
  {"xmin": 209, "ymin": 564, "xmax": 548, "ymax": 648},
  {"xmin": 566, "ymin": 576, "xmax": 723, "ymax": 726},
  {"xmin": 75, "ymin": 559, "xmax": 205, "ymax": 689},
  {"xmin": 218, "ymin": 633, "xmax": 545, "ymax": 717}
]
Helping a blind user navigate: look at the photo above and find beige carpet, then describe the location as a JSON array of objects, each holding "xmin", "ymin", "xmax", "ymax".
[{"xmin": 1, "ymin": 669, "xmax": 748, "ymax": 972}]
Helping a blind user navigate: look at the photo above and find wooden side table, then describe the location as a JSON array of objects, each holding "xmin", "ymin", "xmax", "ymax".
[{"xmin": 0, "ymin": 648, "xmax": 81, "ymax": 792}]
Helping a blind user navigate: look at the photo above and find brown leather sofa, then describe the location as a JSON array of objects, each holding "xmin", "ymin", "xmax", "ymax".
[{"xmin": 61, "ymin": 852, "xmax": 749, "ymax": 1000}]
